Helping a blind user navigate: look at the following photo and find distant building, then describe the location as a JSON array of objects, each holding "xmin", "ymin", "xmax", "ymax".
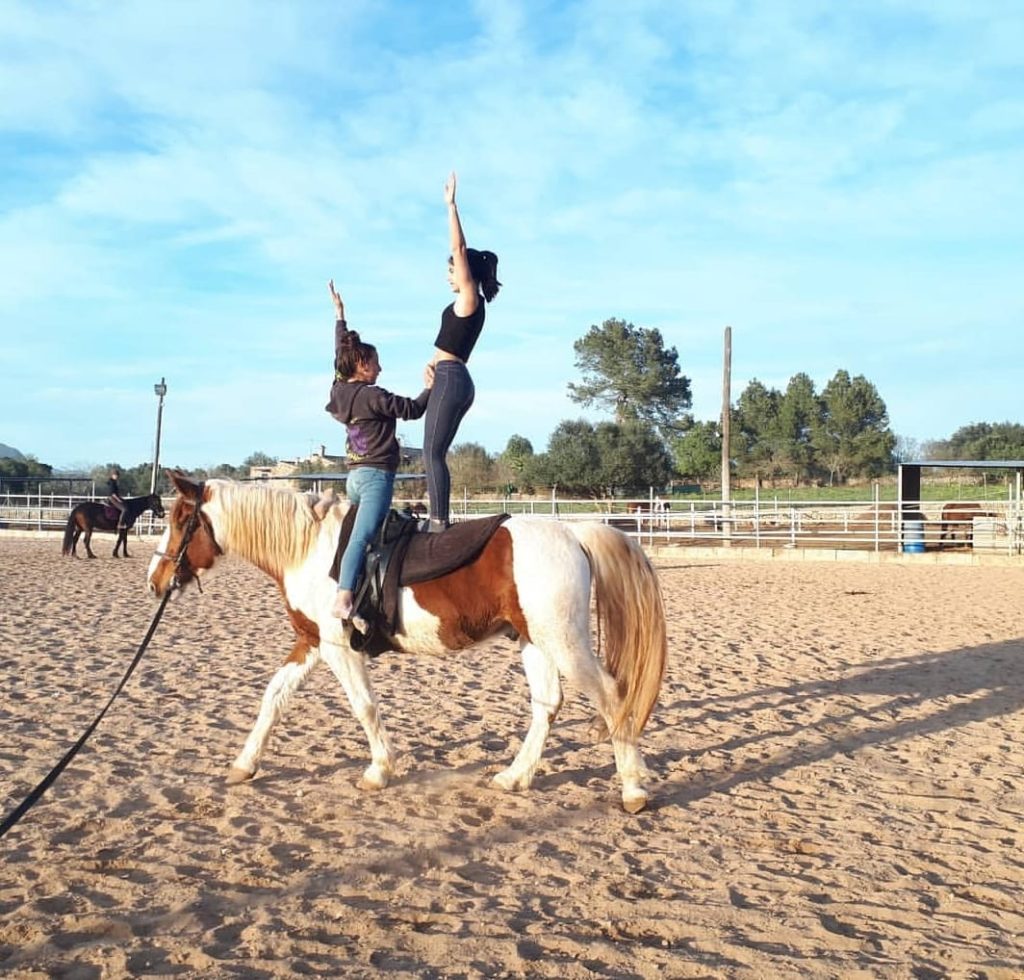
[{"xmin": 248, "ymin": 442, "xmax": 423, "ymax": 486}]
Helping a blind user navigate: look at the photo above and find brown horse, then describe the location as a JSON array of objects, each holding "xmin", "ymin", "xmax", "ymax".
[
  {"xmin": 938, "ymin": 502, "xmax": 996, "ymax": 545},
  {"xmin": 61, "ymin": 493, "xmax": 165, "ymax": 558}
]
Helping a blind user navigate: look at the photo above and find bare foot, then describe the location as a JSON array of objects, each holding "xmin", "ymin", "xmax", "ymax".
[
  {"xmin": 333, "ymin": 589, "xmax": 354, "ymax": 621},
  {"xmin": 312, "ymin": 488, "xmax": 336, "ymax": 519}
]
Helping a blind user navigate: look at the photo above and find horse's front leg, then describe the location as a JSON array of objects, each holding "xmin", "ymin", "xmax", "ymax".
[
  {"xmin": 319, "ymin": 637, "xmax": 395, "ymax": 791},
  {"xmin": 228, "ymin": 643, "xmax": 321, "ymax": 784}
]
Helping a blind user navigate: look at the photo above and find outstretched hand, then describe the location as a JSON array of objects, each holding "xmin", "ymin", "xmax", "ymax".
[
  {"xmin": 443, "ymin": 172, "xmax": 457, "ymax": 206},
  {"xmin": 328, "ymin": 279, "xmax": 344, "ymax": 319}
]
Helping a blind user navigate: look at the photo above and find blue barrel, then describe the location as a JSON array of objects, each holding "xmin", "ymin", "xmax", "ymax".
[{"xmin": 903, "ymin": 520, "xmax": 925, "ymax": 553}]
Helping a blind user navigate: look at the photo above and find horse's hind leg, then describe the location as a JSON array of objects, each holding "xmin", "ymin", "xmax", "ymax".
[
  {"xmin": 493, "ymin": 642, "xmax": 562, "ymax": 793},
  {"xmin": 319, "ymin": 639, "xmax": 396, "ymax": 791},
  {"xmin": 548, "ymin": 631, "xmax": 651, "ymax": 813},
  {"xmin": 84, "ymin": 528, "xmax": 96, "ymax": 559},
  {"xmin": 228, "ymin": 644, "xmax": 321, "ymax": 783}
]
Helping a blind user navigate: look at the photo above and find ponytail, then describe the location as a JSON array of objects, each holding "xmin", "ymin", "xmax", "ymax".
[
  {"xmin": 467, "ymin": 248, "xmax": 502, "ymax": 303},
  {"xmin": 335, "ymin": 326, "xmax": 378, "ymax": 381}
]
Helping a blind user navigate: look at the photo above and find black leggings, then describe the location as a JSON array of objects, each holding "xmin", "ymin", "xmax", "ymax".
[{"xmin": 423, "ymin": 360, "xmax": 474, "ymax": 524}]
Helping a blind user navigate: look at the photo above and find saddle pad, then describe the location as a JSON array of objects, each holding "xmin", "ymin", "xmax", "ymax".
[
  {"xmin": 376, "ymin": 513, "xmax": 511, "ymax": 636},
  {"xmin": 399, "ymin": 513, "xmax": 511, "ymax": 585}
]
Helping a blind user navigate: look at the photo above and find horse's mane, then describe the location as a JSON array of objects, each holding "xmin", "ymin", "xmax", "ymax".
[{"xmin": 206, "ymin": 480, "xmax": 325, "ymax": 574}]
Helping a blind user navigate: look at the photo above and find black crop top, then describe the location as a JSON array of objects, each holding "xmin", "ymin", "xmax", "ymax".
[{"xmin": 433, "ymin": 301, "xmax": 486, "ymax": 362}]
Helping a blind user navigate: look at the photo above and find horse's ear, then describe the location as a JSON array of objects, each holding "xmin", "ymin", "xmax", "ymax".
[{"xmin": 168, "ymin": 469, "xmax": 200, "ymax": 500}]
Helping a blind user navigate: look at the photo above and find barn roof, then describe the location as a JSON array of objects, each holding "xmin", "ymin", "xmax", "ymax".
[{"xmin": 904, "ymin": 460, "xmax": 1024, "ymax": 468}]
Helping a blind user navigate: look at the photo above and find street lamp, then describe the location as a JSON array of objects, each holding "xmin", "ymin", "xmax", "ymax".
[{"xmin": 151, "ymin": 378, "xmax": 168, "ymax": 494}]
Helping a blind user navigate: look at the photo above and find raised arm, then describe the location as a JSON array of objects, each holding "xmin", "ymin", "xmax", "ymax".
[
  {"xmin": 328, "ymin": 278, "xmax": 345, "ymax": 321},
  {"xmin": 445, "ymin": 172, "xmax": 479, "ymax": 317},
  {"xmin": 329, "ymin": 278, "xmax": 347, "ymax": 361}
]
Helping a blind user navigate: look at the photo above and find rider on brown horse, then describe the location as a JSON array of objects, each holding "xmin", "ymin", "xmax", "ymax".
[{"xmin": 107, "ymin": 470, "xmax": 128, "ymax": 530}]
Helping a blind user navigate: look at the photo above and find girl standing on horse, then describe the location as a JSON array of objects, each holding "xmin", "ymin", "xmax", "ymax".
[
  {"xmin": 325, "ymin": 280, "xmax": 434, "ymax": 622},
  {"xmin": 422, "ymin": 172, "xmax": 501, "ymax": 532}
]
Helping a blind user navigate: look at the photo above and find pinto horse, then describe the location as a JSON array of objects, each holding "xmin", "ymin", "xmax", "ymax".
[
  {"xmin": 62, "ymin": 493, "xmax": 165, "ymax": 559},
  {"xmin": 147, "ymin": 472, "xmax": 668, "ymax": 812}
]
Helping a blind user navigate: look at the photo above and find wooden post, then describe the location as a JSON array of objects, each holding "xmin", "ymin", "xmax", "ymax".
[{"xmin": 721, "ymin": 326, "xmax": 732, "ymax": 545}]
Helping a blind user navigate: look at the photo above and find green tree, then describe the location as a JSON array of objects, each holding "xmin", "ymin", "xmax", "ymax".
[
  {"xmin": 734, "ymin": 379, "xmax": 783, "ymax": 483},
  {"xmin": 0, "ymin": 455, "xmax": 54, "ymax": 492},
  {"xmin": 777, "ymin": 373, "xmax": 822, "ymax": 486},
  {"xmin": 540, "ymin": 420, "xmax": 602, "ymax": 495},
  {"xmin": 594, "ymin": 421, "xmax": 673, "ymax": 495},
  {"xmin": 937, "ymin": 422, "xmax": 1024, "ymax": 460},
  {"xmin": 671, "ymin": 418, "xmax": 721, "ymax": 482},
  {"xmin": 244, "ymin": 451, "xmax": 277, "ymax": 467},
  {"xmin": 498, "ymin": 434, "xmax": 535, "ymax": 492},
  {"xmin": 568, "ymin": 318, "xmax": 692, "ymax": 433},
  {"xmin": 448, "ymin": 442, "xmax": 496, "ymax": 493},
  {"xmin": 812, "ymin": 371, "xmax": 896, "ymax": 484}
]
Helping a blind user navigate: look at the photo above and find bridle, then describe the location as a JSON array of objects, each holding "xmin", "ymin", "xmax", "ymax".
[{"xmin": 153, "ymin": 483, "xmax": 219, "ymax": 593}]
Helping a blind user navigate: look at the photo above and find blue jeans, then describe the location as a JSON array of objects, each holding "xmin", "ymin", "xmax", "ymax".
[
  {"xmin": 338, "ymin": 467, "xmax": 395, "ymax": 591},
  {"xmin": 423, "ymin": 360, "xmax": 474, "ymax": 524}
]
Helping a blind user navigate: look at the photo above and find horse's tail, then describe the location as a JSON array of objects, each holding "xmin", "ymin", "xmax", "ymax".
[
  {"xmin": 61, "ymin": 510, "xmax": 77, "ymax": 556},
  {"xmin": 567, "ymin": 522, "xmax": 667, "ymax": 736}
]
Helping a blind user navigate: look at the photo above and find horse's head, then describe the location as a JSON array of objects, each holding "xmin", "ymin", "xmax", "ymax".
[
  {"xmin": 147, "ymin": 470, "xmax": 223, "ymax": 598},
  {"xmin": 150, "ymin": 494, "xmax": 166, "ymax": 519}
]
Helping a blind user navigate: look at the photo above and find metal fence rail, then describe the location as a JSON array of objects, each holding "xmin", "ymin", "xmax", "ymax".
[{"xmin": 3, "ymin": 491, "xmax": 1022, "ymax": 556}]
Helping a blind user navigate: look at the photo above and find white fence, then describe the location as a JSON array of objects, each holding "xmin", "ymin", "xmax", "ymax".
[{"xmin": 3, "ymin": 490, "xmax": 1022, "ymax": 556}]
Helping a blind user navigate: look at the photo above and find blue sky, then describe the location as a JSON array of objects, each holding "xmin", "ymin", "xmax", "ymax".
[{"xmin": 2, "ymin": 0, "xmax": 1022, "ymax": 471}]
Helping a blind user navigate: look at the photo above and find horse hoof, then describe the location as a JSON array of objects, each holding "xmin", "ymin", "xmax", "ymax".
[
  {"xmin": 622, "ymin": 789, "xmax": 648, "ymax": 814},
  {"xmin": 357, "ymin": 765, "xmax": 389, "ymax": 791},
  {"xmin": 226, "ymin": 766, "xmax": 255, "ymax": 785},
  {"xmin": 492, "ymin": 770, "xmax": 528, "ymax": 792}
]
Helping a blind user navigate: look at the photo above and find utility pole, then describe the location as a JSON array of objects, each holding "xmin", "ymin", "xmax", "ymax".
[
  {"xmin": 151, "ymin": 378, "xmax": 167, "ymax": 494},
  {"xmin": 721, "ymin": 327, "xmax": 732, "ymax": 545}
]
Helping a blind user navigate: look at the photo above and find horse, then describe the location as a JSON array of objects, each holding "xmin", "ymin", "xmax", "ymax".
[
  {"xmin": 938, "ymin": 502, "xmax": 996, "ymax": 545},
  {"xmin": 62, "ymin": 493, "xmax": 166, "ymax": 559},
  {"xmin": 147, "ymin": 472, "xmax": 668, "ymax": 813}
]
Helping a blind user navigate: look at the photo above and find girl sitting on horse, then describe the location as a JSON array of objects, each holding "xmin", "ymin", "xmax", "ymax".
[
  {"xmin": 324, "ymin": 280, "xmax": 434, "ymax": 622},
  {"xmin": 106, "ymin": 469, "xmax": 128, "ymax": 529}
]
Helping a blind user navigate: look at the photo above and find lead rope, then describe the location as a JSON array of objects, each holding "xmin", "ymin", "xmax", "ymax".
[{"xmin": 0, "ymin": 502, "xmax": 203, "ymax": 840}]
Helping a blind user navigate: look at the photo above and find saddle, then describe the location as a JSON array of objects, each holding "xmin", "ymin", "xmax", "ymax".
[
  {"xmin": 330, "ymin": 509, "xmax": 511, "ymax": 657},
  {"xmin": 103, "ymin": 504, "xmax": 120, "ymax": 522}
]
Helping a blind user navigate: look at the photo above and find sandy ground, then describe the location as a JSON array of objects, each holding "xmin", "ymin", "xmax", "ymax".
[{"xmin": 1, "ymin": 534, "xmax": 1023, "ymax": 979}]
